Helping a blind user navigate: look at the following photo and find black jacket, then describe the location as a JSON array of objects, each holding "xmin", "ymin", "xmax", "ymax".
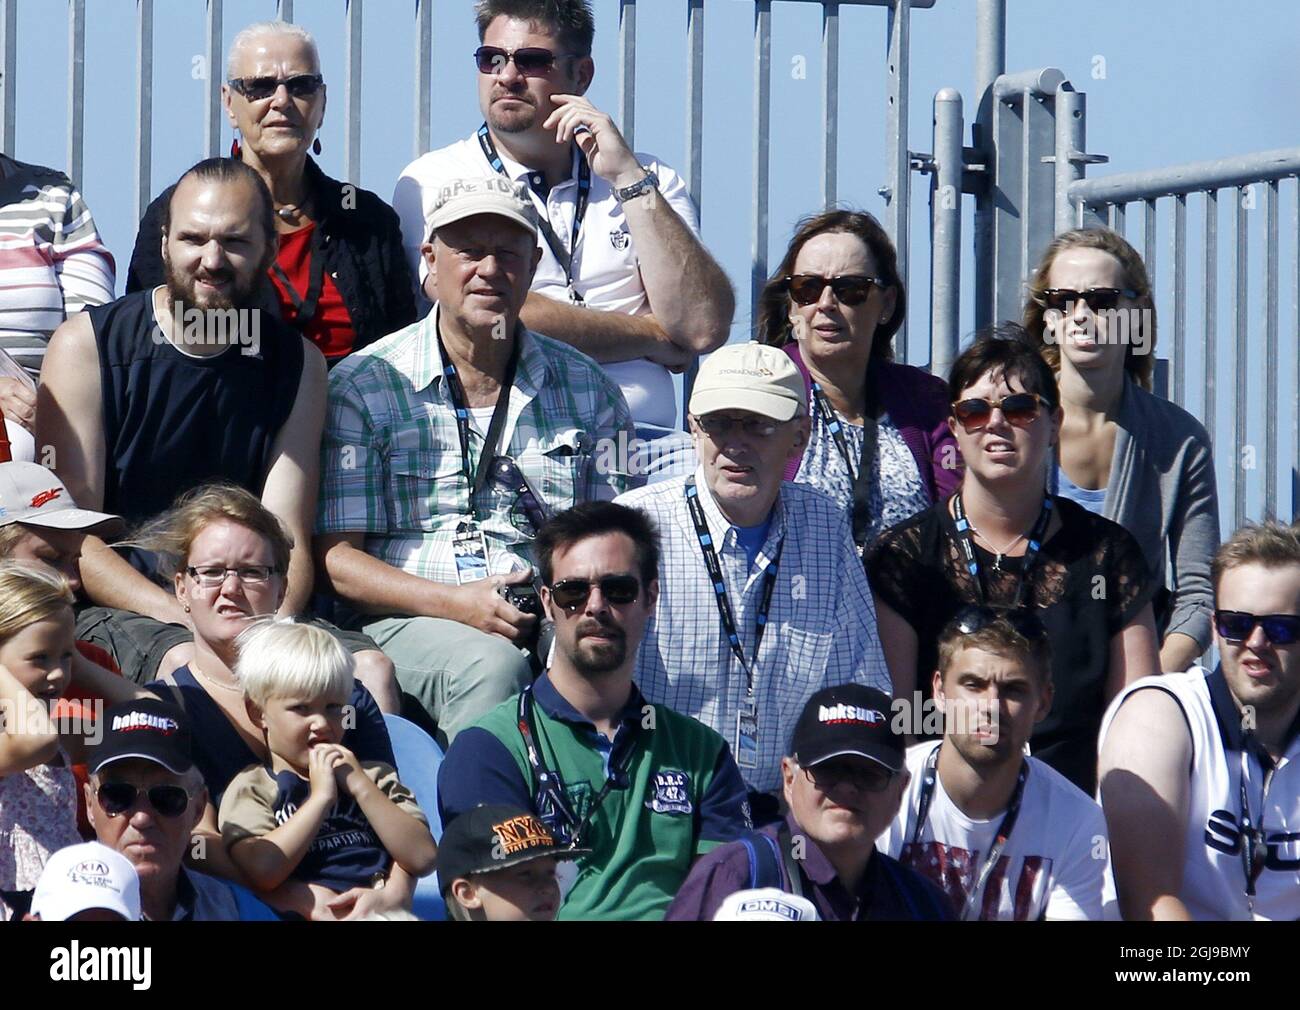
[{"xmin": 126, "ymin": 156, "xmax": 417, "ymax": 360}]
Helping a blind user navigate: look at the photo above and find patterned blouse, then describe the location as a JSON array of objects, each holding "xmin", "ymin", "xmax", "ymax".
[
  {"xmin": 0, "ymin": 747, "xmax": 82, "ymax": 917},
  {"xmin": 794, "ymin": 406, "xmax": 932, "ymax": 548}
]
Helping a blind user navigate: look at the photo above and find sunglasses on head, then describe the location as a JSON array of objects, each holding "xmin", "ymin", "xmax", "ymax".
[
  {"xmin": 96, "ymin": 782, "xmax": 192, "ymax": 818},
  {"xmin": 1039, "ymin": 287, "xmax": 1139, "ymax": 314},
  {"xmin": 548, "ymin": 575, "xmax": 641, "ymax": 612},
  {"xmin": 786, "ymin": 274, "xmax": 885, "ymax": 307},
  {"xmin": 1214, "ymin": 610, "xmax": 1300, "ymax": 646},
  {"xmin": 228, "ymin": 74, "xmax": 323, "ymax": 101},
  {"xmin": 951, "ymin": 393, "xmax": 1051, "ymax": 431},
  {"xmin": 951, "ymin": 604, "xmax": 1048, "ymax": 643},
  {"xmin": 474, "ymin": 46, "xmax": 569, "ymax": 77}
]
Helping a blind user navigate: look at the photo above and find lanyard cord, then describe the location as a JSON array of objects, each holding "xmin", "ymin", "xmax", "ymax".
[
  {"xmin": 950, "ymin": 493, "xmax": 1053, "ymax": 608},
  {"xmin": 684, "ymin": 479, "xmax": 783, "ymax": 695},
  {"xmin": 1238, "ymin": 744, "xmax": 1276, "ymax": 900},
  {"xmin": 810, "ymin": 382, "xmax": 859, "ymax": 482},
  {"xmin": 478, "ymin": 123, "xmax": 591, "ymax": 298},
  {"xmin": 270, "ymin": 224, "xmax": 326, "ymax": 326},
  {"xmin": 435, "ymin": 323, "xmax": 519, "ymax": 521},
  {"xmin": 911, "ymin": 743, "xmax": 1029, "ymax": 920},
  {"xmin": 515, "ymin": 684, "xmax": 639, "ymax": 849}
]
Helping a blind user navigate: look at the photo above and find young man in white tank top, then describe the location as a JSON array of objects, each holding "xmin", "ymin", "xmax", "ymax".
[{"xmin": 1099, "ymin": 521, "xmax": 1300, "ymax": 920}]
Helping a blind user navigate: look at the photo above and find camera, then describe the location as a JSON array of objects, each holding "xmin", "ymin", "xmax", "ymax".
[{"xmin": 502, "ymin": 581, "xmax": 552, "ymax": 676}]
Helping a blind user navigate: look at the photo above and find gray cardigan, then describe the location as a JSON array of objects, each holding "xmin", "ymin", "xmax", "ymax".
[{"xmin": 1054, "ymin": 378, "xmax": 1219, "ymax": 652}]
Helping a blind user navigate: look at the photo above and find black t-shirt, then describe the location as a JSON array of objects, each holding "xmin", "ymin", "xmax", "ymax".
[{"xmin": 866, "ymin": 495, "xmax": 1157, "ymax": 793}]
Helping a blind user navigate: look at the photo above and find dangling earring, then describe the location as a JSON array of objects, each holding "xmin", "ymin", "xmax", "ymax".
[
  {"xmin": 312, "ymin": 137, "xmax": 322, "ymax": 155},
  {"xmin": 183, "ymin": 604, "xmax": 191, "ymax": 614},
  {"xmin": 230, "ymin": 136, "xmax": 242, "ymax": 159}
]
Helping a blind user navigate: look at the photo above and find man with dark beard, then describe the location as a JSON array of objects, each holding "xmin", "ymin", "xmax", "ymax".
[
  {"xmin": 35, "ymin": 158, "xmax": 328, "ymax": 681},
  {"xmin": 437, "ymin": 501, "xmax": 750, "ymax": 920}
]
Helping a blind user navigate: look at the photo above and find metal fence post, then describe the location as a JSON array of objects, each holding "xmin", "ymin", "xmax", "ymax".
[
  {"xmin": 822, "ymin": 3, "xmax": 839, "ymax": 210},
  {"xmin": 972, "ymin": 0, "xmax": 1006, "ymax": 330},
  {"xmin": 931, "ymin": 87, "xmax": 962, "ymax": 378},
  {"xmin": 134, "ymin": 0, "xmax": 153, "ymax": 223},
  {"xmin": 203, "ymin": 0, "xmax": 222, "ymax": 159},
  {"xmin": 751, "ymin": 1, "xmax": 771, "ymax": 328},
  {"xmin": 883, "ymin": 0, "xmax": 911, "ymax": 359},
  {"xmin": 344, "ymin": 0, "xmax": 362, "ymax": 185},
  {"xmin": 0, "ymin": 0, "xmax": 15, "ymax": 156},
  {"xmin": 67, "ymin": 0, "xmax": 85, "ymax": 187},
  {"xmin": 414, "ymin": 0, "xmax": 432, "ymax": 157},
  {"xmin": 619, "ymin": 0, "xmax": 636, "ymax": 147}
]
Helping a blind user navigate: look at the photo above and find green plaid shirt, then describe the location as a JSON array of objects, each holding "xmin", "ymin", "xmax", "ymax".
[{"xmin": 317, "ymin": 307, "xmax": 634, "ymax": 583}]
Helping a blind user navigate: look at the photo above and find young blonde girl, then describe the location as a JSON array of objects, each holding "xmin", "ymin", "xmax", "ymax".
[{"xmin": 0, "ymin": 561, "xmax": 85, "ymax": 919}]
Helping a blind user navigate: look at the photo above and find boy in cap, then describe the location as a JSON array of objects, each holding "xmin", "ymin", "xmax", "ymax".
[
  {"xmin": 27, "ymin": 841, "xmax": 141, "ymax": 921},
  {"xmin": 666, "ymin": 684, "xmax": 952, "ymax": 921},
  {"xmin": 616, "ymin": 343, "xmax": 894, "ymax": 816},
  {"xmin": 439, "ymin": 804, "xmax": 586, "ymax": 921}
]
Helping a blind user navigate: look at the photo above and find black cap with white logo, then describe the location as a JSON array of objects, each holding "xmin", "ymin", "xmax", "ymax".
[
  {"xmin": 89, "ymin": 698, "xmax": 193, "ymax": 775},
  {"xmin": 789, "ymin": 684, "xmax": 903, "ymax": 773}
]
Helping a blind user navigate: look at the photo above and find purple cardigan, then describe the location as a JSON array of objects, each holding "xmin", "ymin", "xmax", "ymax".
[{"xmin": 781, "ymin": 343, "xmax": 963, "ymax": 501}]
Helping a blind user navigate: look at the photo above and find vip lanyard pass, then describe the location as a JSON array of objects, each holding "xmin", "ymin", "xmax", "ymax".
[
  {"xmin": 436, "ymin": 328, "xmax": 519, "ymax": 521},
  {"xmin": 912, "ymin": 744, "xmax": 1029, "ymax": 921},
  {"xmin": 478, "ymin": 123, "xmax": 592, "ymax": 302},
  {"xmin": 951, "ymin": 493, "xmax": 1053, "ymax": 608},
  {"xmin": 684, "ymin": 480, "xmax": 783, "ymax": 693}
]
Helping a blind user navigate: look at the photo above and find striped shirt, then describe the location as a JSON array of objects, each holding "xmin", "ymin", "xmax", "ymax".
[
  {"xmin": 318, "ymin": 306, "xmax": 634, "ymax": 582},
  {"xmin": 0, "ymin": 157, "xmax": 115, "ymax": 377},
  {"xmin": 616, "ymin": 470, "xmax": 892, "ymax": 793}
]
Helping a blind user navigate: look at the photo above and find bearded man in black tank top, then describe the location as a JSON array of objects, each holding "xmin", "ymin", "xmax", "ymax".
[{"xmin": 35, "ymin": 159, "xmax": 328, "ymax": 679}]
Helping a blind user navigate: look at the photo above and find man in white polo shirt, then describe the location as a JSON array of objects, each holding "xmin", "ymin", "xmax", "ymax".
[{"xmin": 392, "ymin": 0, "xmax": 734, "ymax": 485}]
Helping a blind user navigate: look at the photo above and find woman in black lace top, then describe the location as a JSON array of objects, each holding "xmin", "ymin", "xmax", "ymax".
[{"xmin": 866, "ymin": 327, "xmax": 1160, "ymax": 792}]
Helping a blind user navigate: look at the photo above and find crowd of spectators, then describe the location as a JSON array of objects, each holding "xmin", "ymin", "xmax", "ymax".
[{"xmin": 1, "ymin": 1, "xmax": 1294, "ymax": 924}]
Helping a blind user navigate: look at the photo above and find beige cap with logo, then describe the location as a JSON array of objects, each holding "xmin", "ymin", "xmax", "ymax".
[
  {"xmin": 688, "ymin": 342, "xmax": 808, "ymax": 422},
  {"xmin": 425, "ymin": 176, "xmax": 539, "ymax": 242}
]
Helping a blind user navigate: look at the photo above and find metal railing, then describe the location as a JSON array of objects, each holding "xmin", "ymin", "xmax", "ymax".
[{"xmin": 1069, "ymin": 150, "xmax": 1300, "ymax": 530}]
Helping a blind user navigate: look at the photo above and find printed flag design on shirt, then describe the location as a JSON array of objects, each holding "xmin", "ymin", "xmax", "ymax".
[{"xmin": 900, "ymin": 842, "xmax": 1051, "ymax": 921}]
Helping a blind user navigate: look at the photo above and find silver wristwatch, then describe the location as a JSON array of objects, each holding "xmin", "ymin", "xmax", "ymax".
[{"xmin": 614, "ymin": 169, "xmax": 659, "ymax": 204}]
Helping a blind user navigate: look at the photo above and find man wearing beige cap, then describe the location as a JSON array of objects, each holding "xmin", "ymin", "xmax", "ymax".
[
  {"xmin": 317, "ymin": 176, "xmax": 634, "ymax": 744},
  {"xmin": 617, "ymin": 342, "xmax": 894, "ymax": 815}
]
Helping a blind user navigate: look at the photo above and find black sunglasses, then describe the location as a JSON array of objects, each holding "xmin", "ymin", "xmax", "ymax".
[
  {"xmin": 951, "ymin": 604, "xmax": 1048, "ymax": 643},
  {"xmin": 786, "ymin": 274, "xmax": 885, "ymax": 307},
  {"xmin": 693, "ymin": 414, "xmax": 783, "ymax": 439},
  {"xmin": 228, "ymin": 74, "xmax": 323, "ymax": 101},
  {"xmin": 951, "ymin": 393, "xmax": 1052, "ymax": 431},
  {"xmin": 474, "ymin": 46, "xmax": 570, "ymax": 77},
  {"xmin": 489, "ymin": 457, "xmax": 551, "ymax": 537},
  {"xmin": 1039, "ymin": 287, "xmax": 1139, "ymax": 314},
  {"xmin": 802, "ymin": 759, "xmax": 894, "ymax": 793},
  {"xmin": 96, "ymin": 782, "xmax": 192, "ymax": 818},
  {"xmin": 548, "ymin": 575, "xmax": 641, "ymax": 611},
  {"xmin": 1214, "ymin": 610, "xmax": 1300, "ymax": 646}
]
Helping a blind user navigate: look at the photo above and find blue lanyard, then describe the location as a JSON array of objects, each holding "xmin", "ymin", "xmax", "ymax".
[
  {"xmin": 684, "ymin": 479, "xmax": 783, "ymax": 693},
  {"xmin": 951, "ymin": 493, "xmax": 1053, "ymax": 609},
  {"xmin": 477, "ymin": 123, "xmax": 591, "ymax": 299}
]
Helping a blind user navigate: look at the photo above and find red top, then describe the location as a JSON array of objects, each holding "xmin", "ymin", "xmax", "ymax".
[
  {"xmin": 269, "ymin": 223, "xmax": 355, "ymax": 361},
  {"xmin": 57, "ymin": 641, "xmax": 123, "ymax": 838}
]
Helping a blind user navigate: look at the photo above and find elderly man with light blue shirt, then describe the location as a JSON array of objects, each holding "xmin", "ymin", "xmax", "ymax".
[{"xmin": 616, "ymin": 343, "xmax": 895, "ymax": 816}]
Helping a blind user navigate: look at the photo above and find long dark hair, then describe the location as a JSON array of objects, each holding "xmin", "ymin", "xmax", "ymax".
[{"xmin": 755, "ymin": 209, "xmax": 905, "ymax": 360}]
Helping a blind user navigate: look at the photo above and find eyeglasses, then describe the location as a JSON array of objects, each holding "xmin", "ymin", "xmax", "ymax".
[
  {"xmin": 693, "ymin": 414, "xmax": 783, "ymax": 439},
  {"xmin": 1038, "ymin": 287, "xmax": 1139, "ymax": 314},
  {"xmin": 951, "ymin": 604, "xmax": 1048, "ymax": 643},
  {"xmin": 228, "ymin": 74, "xmax": 324, "ymax": 101},
  {"xmin": 96, "ymin": 782, "xmax": 192, "ymax": 818},
  {"xmin": 951, "ymin": 393, "xmax": 1052, "ymax": 432},
  {"xmin": 1214, "ymin": 610, "xmax": 1300, "ymax": 646},
  {"xmin": 489, "ymin": 456, "xmax": 551, "ymax": 537},
  {"xmin": 474, "ymin": 46, "xmax": 571, "ymax": 77},
  {"xmin": 186, "ymin": 565, "xmax": 277, "ymax": 587},
  {"xmin": 548, "ymin": 576, "xmax": 641, "ymax": 612},
  {"xmin": 802, "ymin": 759, "xmax": 894, "ymax": 793},
  {"xmin": 786, "ymin": 274, "xmax": 885, "ymax": 307}
]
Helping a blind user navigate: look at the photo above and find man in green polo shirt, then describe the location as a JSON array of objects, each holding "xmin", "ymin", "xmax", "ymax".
[{"xmin": 437, "ymin": 501, "xmax": 751, "ymax": 920}]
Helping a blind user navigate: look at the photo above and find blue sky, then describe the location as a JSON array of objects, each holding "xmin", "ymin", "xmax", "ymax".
[{"xmin": 11, "ymin": 0, "xmax": 1299, "ymax": 523}]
